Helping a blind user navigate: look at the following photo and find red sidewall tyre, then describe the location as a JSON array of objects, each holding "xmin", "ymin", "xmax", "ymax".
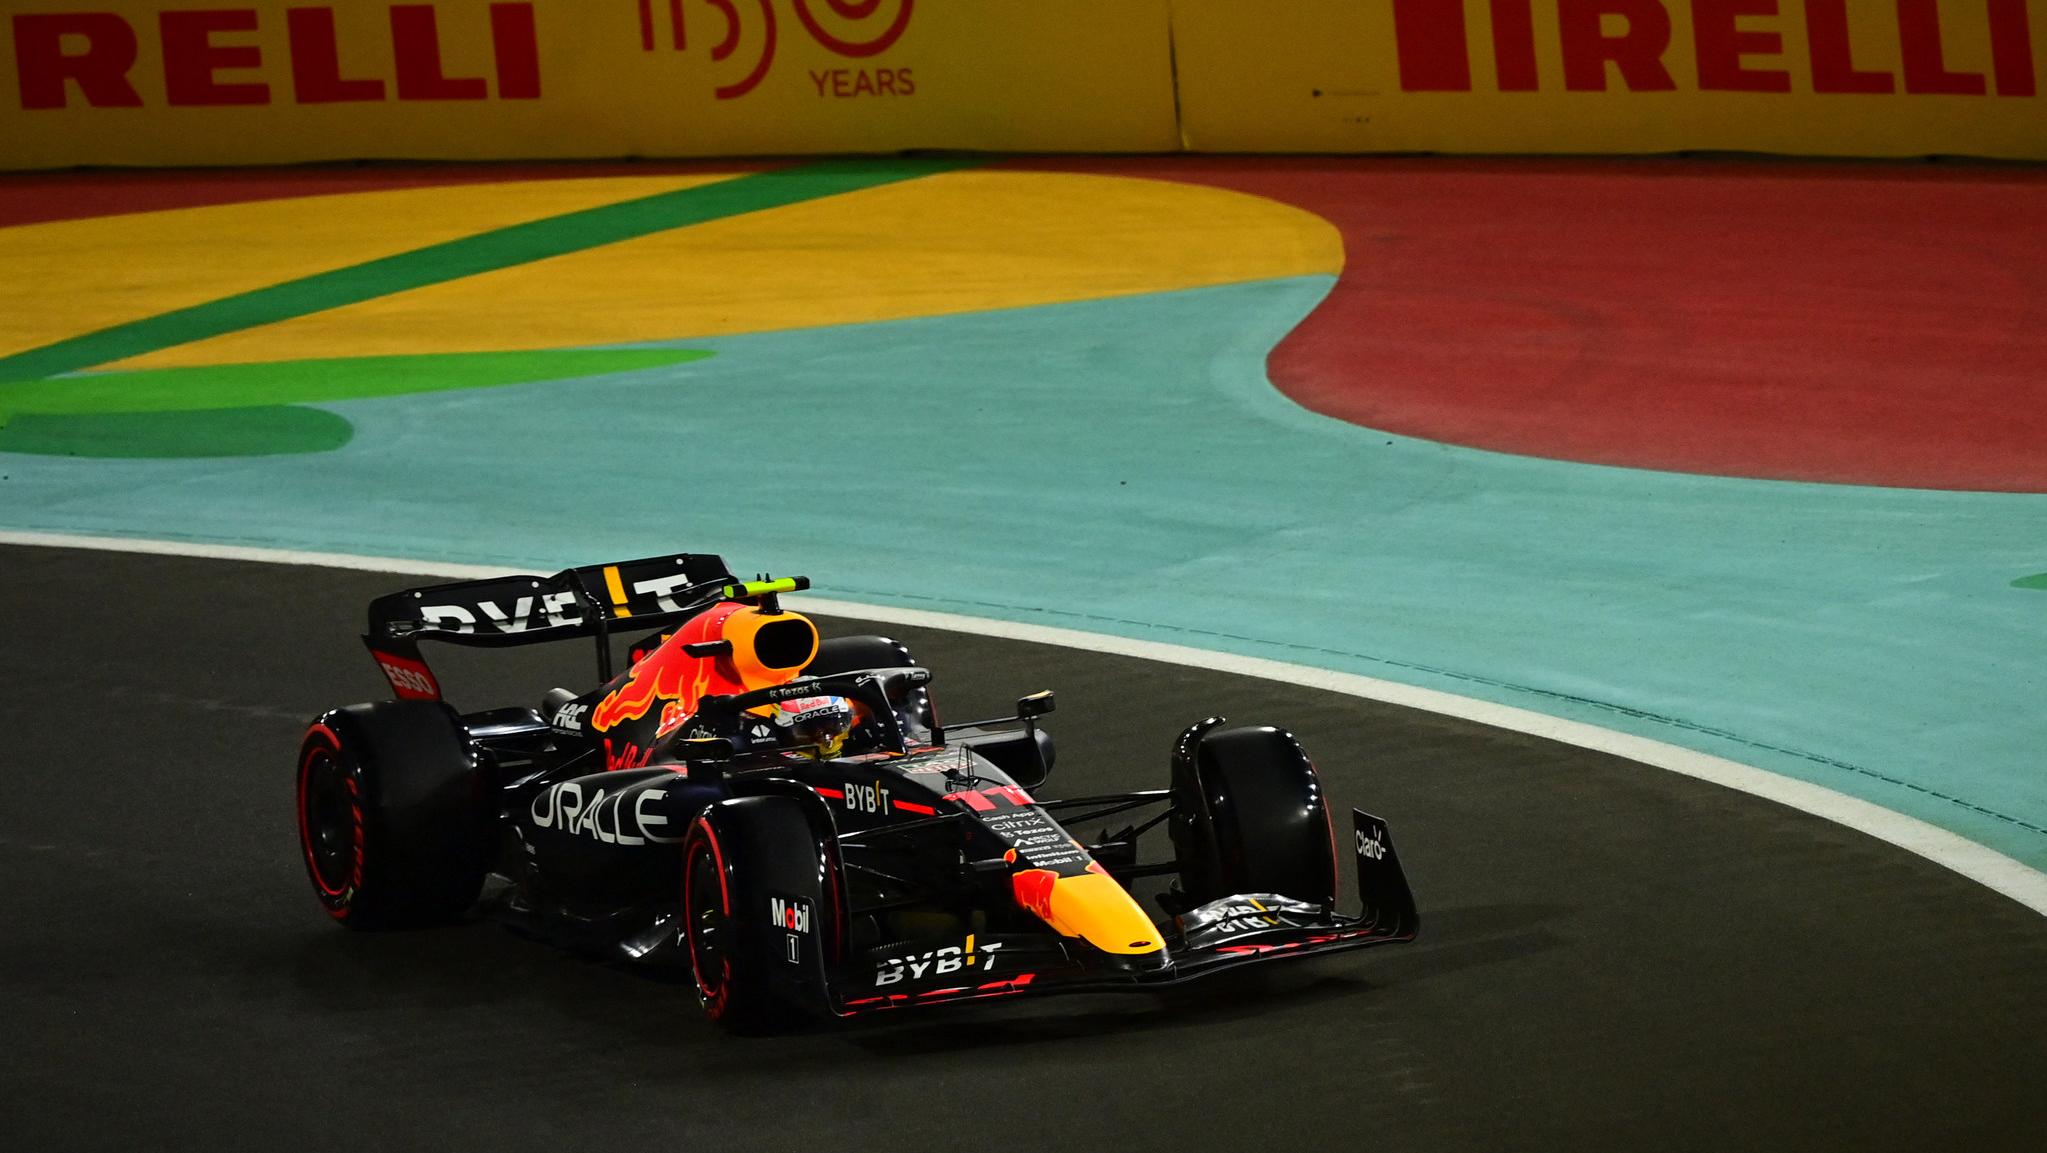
[
  {"xmin": 682, "ymin": 817, "xmax": 735, "ymax": 1021},
  {"xmin": 297, "ymin": 725, "xmax": 362, "ymax": 920},
  {"xmin": 293, "ymin": 701, "xmax": 489, "ymax": 930},
  {"xmin": 678, "ymin": 796, "xmax": 842, "ymax": 1033}
]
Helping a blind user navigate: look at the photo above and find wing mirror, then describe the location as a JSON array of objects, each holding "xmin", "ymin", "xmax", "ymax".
[
  {"xmin": 934, "ymin": 691, "xmax": 1056, "ymax": 788},
  {"xmin": 936, "ymin": 690, "xmax": 1055, "ymax": 737}
]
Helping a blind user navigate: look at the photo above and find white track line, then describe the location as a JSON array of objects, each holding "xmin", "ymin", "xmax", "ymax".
[{"xmin": 9, "ymin": 527, "xmax": 2044, "ymax": 917}]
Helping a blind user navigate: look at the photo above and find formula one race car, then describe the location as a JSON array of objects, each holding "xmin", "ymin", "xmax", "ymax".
[{"xmin": 295, "ymin": 551, "xmax": 1418, "ymax": 1030}]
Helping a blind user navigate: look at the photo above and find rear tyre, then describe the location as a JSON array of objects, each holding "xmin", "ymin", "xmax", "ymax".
[
  {"xmin": 1168, "ymin": 720, "xmax": 1338, "ymax": 909},
  {"xmin": 681, "ymin": 795, "xmax": 841, "ymax": 1033},
  {"xmin": 296, "ymin": 701, "xmax": 491, "ymax": 929}
]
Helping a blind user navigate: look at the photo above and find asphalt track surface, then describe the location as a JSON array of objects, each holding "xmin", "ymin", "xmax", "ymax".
[{"xmin": 5, "ymin": 546, "xmax": 2045, "ymax": 1152}]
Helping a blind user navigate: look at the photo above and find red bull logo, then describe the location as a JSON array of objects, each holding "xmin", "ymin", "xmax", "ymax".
[
  {"xmin": 602, "ymin": 738, "xmax": 653, "ymax": 772},
  {"xmin": 590, "ymin": 601, "xmax": 816, "ymax": 734},
  {"xmin": 590, "ymin": 602, "xmax": 744, "ymax": 733},
  {"xmin": 590, "ymin": 646, "xmax": 716, "ymax": 732},
  {"xmin": 1011, "ymin": 868, "xmax": 1059, "ymax": 921}
]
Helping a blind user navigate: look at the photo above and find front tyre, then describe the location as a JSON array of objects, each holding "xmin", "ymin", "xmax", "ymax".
[
  {"xmin": 681, "ymin": 795, "xmax": 841, "ymax": 1033},
  {"xmin": 296, "ymin": 701, "xmax": 490, "ymax": 929},
  {"xmin": 1168, "ymin": 720, "xmax": 1339, "ymax": 909}
]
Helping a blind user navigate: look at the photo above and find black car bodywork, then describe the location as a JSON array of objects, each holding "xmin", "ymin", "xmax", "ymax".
[{"xmin": 296, "ymin": 551, "xmax": 1418, "ymax": 1027}]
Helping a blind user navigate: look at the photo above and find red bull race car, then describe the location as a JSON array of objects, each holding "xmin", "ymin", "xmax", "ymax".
[{"xmin": 295, "ymin": 551, "xmax": 1419, "ymax": 1030}]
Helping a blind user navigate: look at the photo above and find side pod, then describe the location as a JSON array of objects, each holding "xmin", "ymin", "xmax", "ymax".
[{"xmin": 1352, "ymin": 809, "xmax": 1420, "ymax": 938}]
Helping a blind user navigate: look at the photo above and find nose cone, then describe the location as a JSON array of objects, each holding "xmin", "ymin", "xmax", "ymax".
[{"xmin": 1012, "ymin": 867, "xmax": 1167, "ymax": 959}]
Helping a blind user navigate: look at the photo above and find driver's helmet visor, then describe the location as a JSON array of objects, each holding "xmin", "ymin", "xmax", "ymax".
[{"xmin": 772, "ymin": 695, "xmax": 855, "ymax": 758}]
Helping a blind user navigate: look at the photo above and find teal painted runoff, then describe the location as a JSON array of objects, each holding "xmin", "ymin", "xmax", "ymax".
[{"xmin": 3, "ymin": 278, "xmax": 2043, "ymax": 871}]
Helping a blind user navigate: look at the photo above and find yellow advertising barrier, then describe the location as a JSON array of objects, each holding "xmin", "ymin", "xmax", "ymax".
[
  {"xmin": 1171, "ymin": 0, "xmax": 2047, "ymax": 159},
  {"xmin": 2, "ymin": 0, "xmax": 2039, "ymax": 166},
  {"xmin": 0, "ymin": 0, "xmax": 1179, "ymax": 168}
]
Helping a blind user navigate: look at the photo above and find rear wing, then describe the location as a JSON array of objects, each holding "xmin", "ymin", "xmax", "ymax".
[{"xmin": 361, "ymin": 552, "xmax": 807, "ymax": 701}]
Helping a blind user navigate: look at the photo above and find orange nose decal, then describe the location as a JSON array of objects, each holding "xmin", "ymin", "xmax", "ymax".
[{"xmin": 1010, "ymin": 868, "xmax": 1163, "ymax": 957}]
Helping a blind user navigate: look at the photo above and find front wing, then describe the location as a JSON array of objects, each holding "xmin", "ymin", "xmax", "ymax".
[{"xmin": 833, "ymin": 809, "xmax": 1418, "ymax": 1014}]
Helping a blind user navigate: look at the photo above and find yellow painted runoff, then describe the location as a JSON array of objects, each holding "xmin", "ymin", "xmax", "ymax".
[
  {"xmin": 119, "ymin": 171, "xmax": 1343, "ymax": 368},
  {"xmin": 0, "ymin": 176, "xmax": 738, "ymax": 362}
]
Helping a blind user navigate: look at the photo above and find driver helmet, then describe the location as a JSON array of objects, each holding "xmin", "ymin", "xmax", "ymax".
[{"xmin": 771, "ymin": 695, "xmax": 855, "ymax": 759}]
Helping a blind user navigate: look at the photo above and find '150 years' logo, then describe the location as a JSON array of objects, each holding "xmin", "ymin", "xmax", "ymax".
[{"xmin": 635, "ymin": 0, "xmax": 914, "ymax": 100}]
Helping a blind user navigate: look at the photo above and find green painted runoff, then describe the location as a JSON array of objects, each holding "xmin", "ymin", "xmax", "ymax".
[
  {"xmin": 0, "ymin": 157, "xmax": 978, "ymax": 382},
  {"xmin": 0, "ymin": 347, "xmax": 712, "ymax": 458}
]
